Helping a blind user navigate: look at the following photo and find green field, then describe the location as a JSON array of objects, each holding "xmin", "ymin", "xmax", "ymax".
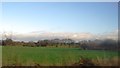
[
  {"xmin": 0, "ymin": 46, "xmax": 2, "ymax": 67},
  {"xmin": 2, "ymin": 46, "xmax": 119, "ymax": 66}
]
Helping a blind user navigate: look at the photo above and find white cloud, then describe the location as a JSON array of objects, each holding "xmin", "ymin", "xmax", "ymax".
[
  {"xmin": 0, "ymin": 30, "xmax": 118, "ymax": 42},
  {"xmin": 98, "ymin": 29, "xmax": 118, "ymax": 40}
]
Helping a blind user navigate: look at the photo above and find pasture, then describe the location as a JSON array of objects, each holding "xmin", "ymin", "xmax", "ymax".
[{"xmin": 2, "ymin": 46, "xmax": 119, "ymax": 66}]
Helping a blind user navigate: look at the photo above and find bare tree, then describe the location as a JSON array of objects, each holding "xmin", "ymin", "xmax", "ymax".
[{"xmin": 2, "ymin": 31, "xmax": 13, "ymax": 46}]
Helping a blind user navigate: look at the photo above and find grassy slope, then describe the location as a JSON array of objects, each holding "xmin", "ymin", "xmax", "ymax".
[{"xmin": 2, "ymin": 46, "xmax": 119, "ymax": 66}]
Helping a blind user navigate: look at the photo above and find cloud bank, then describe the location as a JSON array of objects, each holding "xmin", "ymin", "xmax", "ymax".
[{"xmin": 1, "ymin": 30, "xmax": 118, "ymax": 42}]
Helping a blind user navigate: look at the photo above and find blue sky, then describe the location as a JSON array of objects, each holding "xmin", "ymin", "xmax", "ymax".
[
  {"xmin": 1, "ymin": 0, "xmax": 119, "ymax": 2},
  {"xmin": 1, "ymin": 2, "xmax": 118, "ymax": 34}
]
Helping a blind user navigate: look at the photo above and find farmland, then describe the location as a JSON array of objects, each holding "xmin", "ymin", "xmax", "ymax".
[{"xmin": 2, "ymin": 46, "xmax": 119, "ymax": 66}]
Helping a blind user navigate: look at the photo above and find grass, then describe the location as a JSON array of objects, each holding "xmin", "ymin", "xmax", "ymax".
[
  {"xmin": 0, "ymin": 46, "xmax": 2, "ymax": 67},
  {"xmin": 2, "ymin": 46, "xmax": 119, "ymax": 66}
]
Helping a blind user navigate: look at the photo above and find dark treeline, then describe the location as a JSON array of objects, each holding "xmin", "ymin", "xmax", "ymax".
[{"xmin": 0, "ymin": 38, "xmax": 119, "ymax": 51}]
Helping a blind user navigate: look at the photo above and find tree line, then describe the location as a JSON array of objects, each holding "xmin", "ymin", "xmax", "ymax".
[{"xmin": 0, "ymin": 38, "xmax": 119, "ymax": 51}]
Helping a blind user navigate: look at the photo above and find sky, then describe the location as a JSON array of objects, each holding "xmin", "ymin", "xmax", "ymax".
[
  {"xmin": 1, "ymin": 0, "xmax": 119, "ymax": 2},
  {"xmin": 0, "ymin": 2, "xmax": 118, "ymax": 41},
  {"xmin": 1, "ymin": 2, "xmax": 118, "ymax": 34}
]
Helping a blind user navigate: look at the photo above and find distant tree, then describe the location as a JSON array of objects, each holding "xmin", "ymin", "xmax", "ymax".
[
  {"xmin": 100, "ymin": 39, "xmax": 117, "ymax": 50},
  {"xmin": 2, "ymin": 38, "xmax": 13, "ymax": 46},
  {"xmin": 36, "ymin": 40, "xmax": 48, "ymax": 47},
  {"xmin": 2, "ymin": 32, "xmax": 13, "ymax": 46},
  {"xmin": 28, "ymin": 41, "xmax": 36, "ymax": 47}
]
